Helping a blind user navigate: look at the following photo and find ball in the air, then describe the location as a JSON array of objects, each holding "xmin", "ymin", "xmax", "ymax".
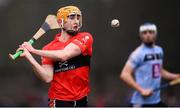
[{"xmin": 111, "ymin": 19, "xmax": 120, "ymax": 27}]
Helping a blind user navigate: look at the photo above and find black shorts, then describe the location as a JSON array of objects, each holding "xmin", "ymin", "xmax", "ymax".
[
  {"xmin": 131, "ymin": 101, "xmax": 167, "ymax": 107},
  {"xmin": 48, "ymin": 96, "xmax": 88, "ymax": 107}
]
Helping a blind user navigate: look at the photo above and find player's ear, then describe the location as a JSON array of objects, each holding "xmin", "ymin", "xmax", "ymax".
[
  {"xmin": 139, "ymin": 33, "xmax": 143, "ymax": 40},
  {"xmin": 57, "ymin": 18, "xmax": 64, "ymax": 28}
]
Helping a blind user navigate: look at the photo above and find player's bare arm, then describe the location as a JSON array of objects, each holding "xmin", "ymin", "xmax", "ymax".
[
  {"xmin": 161, "ymin": 69, "xmax": 180, "ymax": 80},
  {"xmin": 21, "ymin": 41, "xmax": 82, "ymax": 62},
  {"xmin": 18, "ymin": 45, "xmax": 53, "ymax": 83},
  {"xmin": 120, "ymin": 63, "xmax": 153, "ymax": 97}
]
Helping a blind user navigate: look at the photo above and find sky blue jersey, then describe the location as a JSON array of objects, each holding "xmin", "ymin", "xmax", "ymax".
[{"xmin": 126, "ymin": 44, "xmax": 163, "ymax": 105}]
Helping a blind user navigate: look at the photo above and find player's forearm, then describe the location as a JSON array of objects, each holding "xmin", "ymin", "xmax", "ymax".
[
  {"xmin": 120, "ymin": 64, "xmax": 144, "ymax": 93},
  {"xmin": 161, "ymin": 69, "xmax": 179, "ymax": 80},
  {"xmin": 32, "ymin": 49, "xmax": 67, "ymax": 61},
  {"xmin": 120, "ymin": 72, "xmax": 144, "ymax": 93},
  {"xmin": 26, "ymin": 55, "xmax": 53, "ymax": 83}
]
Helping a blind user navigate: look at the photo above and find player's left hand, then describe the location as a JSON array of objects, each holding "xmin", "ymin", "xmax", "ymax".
[
  {"xmin": 15, "ymin": 44, "xmax": 33, "ymax": 59},
  {"xmin": 22, "ymin": 42, "xmax": 35, "ymax": 53}
]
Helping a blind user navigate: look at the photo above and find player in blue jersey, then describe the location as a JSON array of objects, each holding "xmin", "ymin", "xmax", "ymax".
[{"xmin": 120, "ymin": 23, "xmax": 180, "ymax": 107}]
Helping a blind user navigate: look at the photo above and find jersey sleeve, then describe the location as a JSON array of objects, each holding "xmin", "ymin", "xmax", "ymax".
[
  {"xmin": 41, "ymin": 56, "xmax": 53, "ymax": 65},
  {"xmin": 160, "ymin": 47, "xmax": 164, "ymax": 59},
  {"xmin": 159, "ymin": 46, "xmax": 164, "ymax": 67},
  {"xmin": 71, "ymin": 33, "xmax": 93, "ymax": 55},
  {"xmin": 126, "ymin": 51, "xmax": 142, "ymax": 69}
]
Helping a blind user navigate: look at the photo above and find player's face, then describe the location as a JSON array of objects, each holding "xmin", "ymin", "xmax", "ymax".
[
  {"xmin": 63, "ymin": 13, "xmax": 81, "ymax": 36},
  {"xmin": 140, "ymin": 30, "xmax": 157, "ymax": 46}
]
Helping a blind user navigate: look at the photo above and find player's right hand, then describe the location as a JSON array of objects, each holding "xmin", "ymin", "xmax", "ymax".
[
  {"xmin": 16, "ymin": 45, "xmax": 32, "ymax": 58},
  {"xmin": 140, "ymin": 89, "xmax": 153, "ymax": 97}
]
